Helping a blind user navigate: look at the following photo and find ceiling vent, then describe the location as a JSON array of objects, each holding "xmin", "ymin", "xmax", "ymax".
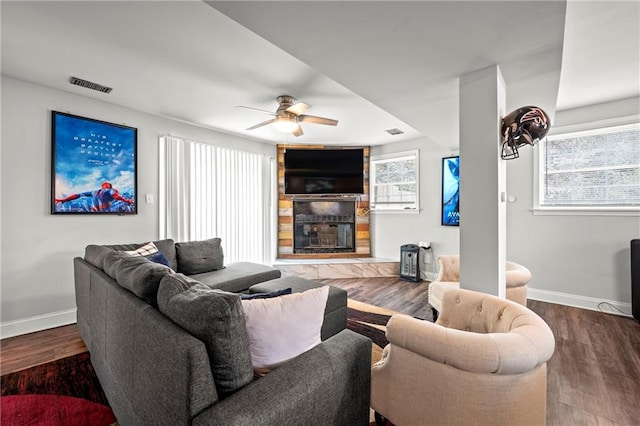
[
  {"xmin": 69, "ymin": 76, "xmax": 112, "ymax": 93},
  {"xmin": 385, "ymin": 128, "xmax": 404, "ymax": 135}
]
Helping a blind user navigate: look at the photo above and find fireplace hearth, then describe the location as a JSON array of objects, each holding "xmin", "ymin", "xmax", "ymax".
[{"xmin": 293, "ymin": 199, "xmax": 356, "ymax": 254}]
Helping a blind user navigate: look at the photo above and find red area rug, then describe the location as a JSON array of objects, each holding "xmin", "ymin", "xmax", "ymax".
[
  {"xmin": 1, "ymin": 352, "xmax": 116, "ymax": 426},
  {"xmin": 1, "ymin": 394, "xmax": 116, "ymax": 426}
]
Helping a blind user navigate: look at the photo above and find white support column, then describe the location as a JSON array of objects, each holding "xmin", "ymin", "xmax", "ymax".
[{"xmin": 458, "ymin": 65, "xmax": 507, "ymax": 298}]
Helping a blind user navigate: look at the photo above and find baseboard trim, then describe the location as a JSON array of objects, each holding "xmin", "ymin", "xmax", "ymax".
[
  {"xmin": 528, "ymin": 287, "xmax": 633, "ymax": 318},
  {"xmin": 0, "ymin": 308, "xmax": 77, "ymax": 339},
  {"xmin": 0, "ymin": 288, "xmax": 633, "ymax": 338}
]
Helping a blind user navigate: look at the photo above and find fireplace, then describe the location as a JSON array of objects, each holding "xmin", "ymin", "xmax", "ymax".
[
  {"xmin": 277, "ymin": 145, "xmax": 370, "ymax": 258},
  {"xmin": 293, "ymin": 199, "xmax": 356, "ymax": 254}
]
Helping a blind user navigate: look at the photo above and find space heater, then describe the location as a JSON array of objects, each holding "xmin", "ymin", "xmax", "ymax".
[{"xmin": 400, "ymin": 244, "xmax": 421, "ymax": 282}]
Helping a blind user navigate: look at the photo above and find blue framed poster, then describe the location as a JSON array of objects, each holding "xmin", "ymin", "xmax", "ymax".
[
  {"xmin": 441, "ymin": 155, "xmax": 459, "ymax": 226},
  {"xmin": 51, "ymin": 111, "xmax": 137, "ymax": 214}
]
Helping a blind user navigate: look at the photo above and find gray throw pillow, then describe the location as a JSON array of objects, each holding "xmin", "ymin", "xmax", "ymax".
[
  {"xmin": 157, "ymin": 273, "xmax": 254, "ymax": 396},
  {"xmin": 84, "ymin": 239, "xmax": 177, "ymax": 271},
  {"xmin": 151, "ymin": 239, "xmax": 178, "ymax": 270},
  {"xmin": 175, "ymin": 238, "xmax": 224, "ymax": 275},
  {"xmin": 103, "ymin": 250, "xmax": 133, "ymax": 279},
  {"xmin": 84, "ymin": 245, "xmax": 112, "ymax": 269},
  {"xmin": 114, "ymin": 255, "xmax": 173, "ymax": 307}
]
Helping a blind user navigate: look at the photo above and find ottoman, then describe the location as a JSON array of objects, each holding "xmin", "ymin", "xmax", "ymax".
[{"xmin": 249, "ymin": 276, "xmax": 347, "ymax": 340}]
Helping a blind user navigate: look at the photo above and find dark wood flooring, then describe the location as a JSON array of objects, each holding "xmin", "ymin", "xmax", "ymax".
[
  {"xmin": 1, "ymin": 277, "xmax": 638, "ymax": 425},
  {"xmin": 321, "ymin": 277, "xmax": 640, "ymax": 426},
  {"xmin": 0, "ymin": 321, "xmax": 87, "ymax": 376}
]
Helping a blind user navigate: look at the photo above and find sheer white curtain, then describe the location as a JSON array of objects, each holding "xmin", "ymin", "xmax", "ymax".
[{"xmin": 159, "ymin": 135, "xmax": 275, "ymax": 265}]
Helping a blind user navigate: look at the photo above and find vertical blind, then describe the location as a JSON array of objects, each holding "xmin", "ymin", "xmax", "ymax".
[{"xmin": 159, "ymin": 135, "xmax": 275, "ymax": 264}]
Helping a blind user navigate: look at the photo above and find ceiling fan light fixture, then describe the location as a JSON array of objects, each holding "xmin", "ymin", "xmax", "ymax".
[
  {"xmin": 273, "ymin": 115, "xmax": 298, "ymax": 133},
  {"xmin": 240, "ymin": 96, "xmax": 336, "ymax": 137}
]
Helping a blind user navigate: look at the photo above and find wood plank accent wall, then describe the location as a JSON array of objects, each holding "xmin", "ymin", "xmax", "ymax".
[{"xmin": 277, "ymin": 145, "xmax": 370, "ymax": 259}]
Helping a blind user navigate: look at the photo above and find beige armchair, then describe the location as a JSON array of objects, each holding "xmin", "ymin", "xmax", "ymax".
[
  {"xmin": 428, "ymin": 254, "xmax": 532, "ymax": 317},
  {"xmin": 371, "ymin": 287, "xmax": 555, "ymax": 426}
]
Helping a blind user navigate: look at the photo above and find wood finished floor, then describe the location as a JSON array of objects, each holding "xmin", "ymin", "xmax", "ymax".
[
  {"xmin": 0, "ymin": 321, "xmax": 87, "ymax": 376},
  {"xmin": 1, "ymin": 277, "xmax": 639, "ymax": 425}
]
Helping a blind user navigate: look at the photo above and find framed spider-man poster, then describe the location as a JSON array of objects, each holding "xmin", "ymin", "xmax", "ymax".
[
  {"xmin": 51, "ymin": 111, "xmax": 137, "ymax": 215},
  {"xmin": 441, "ymin": 155, "xmax": 459, "ymax": 226}
]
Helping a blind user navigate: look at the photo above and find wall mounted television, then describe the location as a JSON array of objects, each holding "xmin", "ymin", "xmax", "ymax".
[
  {"xmin": 284, "ymin": 148, "xmax": 364, "ymax": 195},
  {"xmin": 51, "ymin": 111, "xmax": 137, "ymax": 215}
]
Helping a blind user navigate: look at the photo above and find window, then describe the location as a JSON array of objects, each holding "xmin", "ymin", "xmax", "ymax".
[
  {"xmin": 370, "ymin": 150, "xmax": 419, "ymax": 212},
  {"xmin": 537, "ymin": 123, "xmax": 639, "ymax": 212},
  {"xmin": 159, "ymin": 135, "xmax": 275, "ymax": 264}
]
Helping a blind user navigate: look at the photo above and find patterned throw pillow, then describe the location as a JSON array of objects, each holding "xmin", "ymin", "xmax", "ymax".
[
  {"xmin": 124, "ymin": 242, "xmax": 170, "ymax": 267},
  {"xmin": 124, "ymin": 241, "xmax": 159, "ymax": 257}
]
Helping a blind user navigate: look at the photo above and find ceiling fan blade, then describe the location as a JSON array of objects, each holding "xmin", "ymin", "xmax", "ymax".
[
  {"xmin": 298, "ymin": 115, "xmax": 338, "ymax": 126},
  {"xmin": 236, "ymin": 105, "xmax": 275, "ymax": 116},
  {"xmin": 292, "ymin": 125, "xmax": 304, "ymax": 137},
  {"xmin": 286, "ymin": 102, "xmax": 310, "ymax": 116},
  {"xmin": 246, "ymin": 118, "xmax": 275, "ymax": 131}
]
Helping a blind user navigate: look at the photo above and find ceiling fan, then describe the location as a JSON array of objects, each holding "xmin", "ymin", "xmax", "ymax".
[{"xmin": 238, "ymin": 95, "xmax": 338, "ymax": 137}]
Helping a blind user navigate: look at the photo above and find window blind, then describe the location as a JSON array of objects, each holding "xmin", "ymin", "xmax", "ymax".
[{"xmin": 159, "ymin": 135, "xmax": 274, "ymax": 264}]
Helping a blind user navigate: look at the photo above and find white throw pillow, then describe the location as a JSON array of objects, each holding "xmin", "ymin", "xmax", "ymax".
[{"xmin": 241, "ymin": 286, "xmax": 329, "ymax": 375}]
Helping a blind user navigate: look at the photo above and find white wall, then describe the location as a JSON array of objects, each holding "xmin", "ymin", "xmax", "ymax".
[
  {"xmin": 506, "ymin": 146, "xmax": 637, "ymax": 310},
  {"xmin": 506, "ymin": 97, "xmax": 640, "ymax": 314},
  {"xmin": 370, "ymin": 137, "xmax": 460, "ymax": 277},
  {"xmin": 372, "ymin": 97, "xmax": 639, "ymax": 315},
  {"xmin": 1, "ymin": 76, "xmax": 637, "ymax": 337},
  {"xmin": 0, "ymin": 76, "xmax": 276, "ymax": 337}
]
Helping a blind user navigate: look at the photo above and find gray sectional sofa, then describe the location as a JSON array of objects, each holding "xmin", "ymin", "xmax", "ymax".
[{"xmin": 74, "ymin": 238, "xmax": 371, "ymax": 425}]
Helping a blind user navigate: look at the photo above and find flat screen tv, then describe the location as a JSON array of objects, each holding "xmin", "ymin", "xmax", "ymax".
[
  {"xmin": 51, "ymin": 111, "xmax": 137, "ymax": 215},
  {"xmin": 284, "ymin": 148, "xmax": 364, "ymax": 195}
]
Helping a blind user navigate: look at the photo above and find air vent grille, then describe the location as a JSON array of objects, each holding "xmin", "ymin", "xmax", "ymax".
[
  {"xmin": 69, "ymin": 76, "xmax": 112, "ymax": 93},
  {"xmin": 385, "ymin": 128, "xmax": 404, "ymax": 135}
]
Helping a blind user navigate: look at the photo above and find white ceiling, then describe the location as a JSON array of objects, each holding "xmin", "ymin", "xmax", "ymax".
[{"xmin": 1, "ymin": 1, "xmax": 638, "ymax": 150}]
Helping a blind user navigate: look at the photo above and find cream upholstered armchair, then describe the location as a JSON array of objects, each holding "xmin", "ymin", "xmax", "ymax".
[
  {"xmin": 371, "ymin": 287, "xmax": 555, "ymax": 426},
  {"xmin": 428, "ymin": 255, "xmax": 532, "ymax": 317}
]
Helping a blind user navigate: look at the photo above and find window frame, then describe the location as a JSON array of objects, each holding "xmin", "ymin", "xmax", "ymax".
[
  {"xmin": 369, "ymin": 149, "xmax": 420, "ymax": 214},
  {"xmin": 533, "ymin": 122, "xmax": 640, "ymax": 216}
]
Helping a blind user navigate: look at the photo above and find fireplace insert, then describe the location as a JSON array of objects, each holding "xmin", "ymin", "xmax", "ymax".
[{"xmin": 293, "ymin": 199, "xmax": 356, "ymax": 254}]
